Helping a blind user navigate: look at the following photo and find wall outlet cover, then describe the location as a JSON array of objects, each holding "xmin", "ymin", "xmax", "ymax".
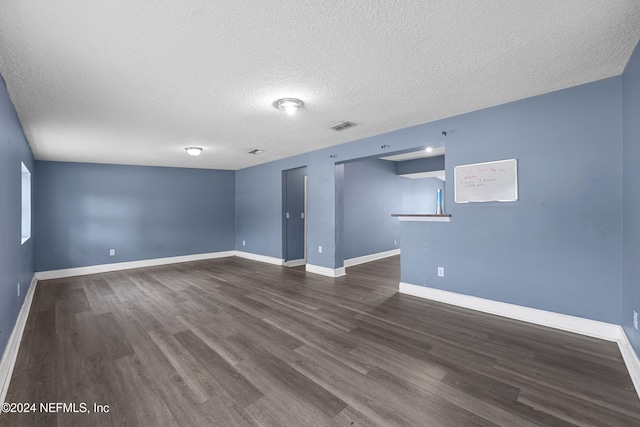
[{"xmin": 437, "ymin": 267, "xmax": 445, "ymax": 277}]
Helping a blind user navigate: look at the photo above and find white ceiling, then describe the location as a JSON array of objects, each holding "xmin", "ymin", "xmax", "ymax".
[{"xmin": 1, "ymin": 1, "xmax": 640, "ymax": 170}]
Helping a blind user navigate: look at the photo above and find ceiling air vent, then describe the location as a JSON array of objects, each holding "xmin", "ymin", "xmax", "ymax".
[
  {"xmin": 248, "ymin": 149, "xmax": 264, "ymax": 155},
  {"xmin": 329, "ymin": 121, "xmax": 356, "ymax": 131}
]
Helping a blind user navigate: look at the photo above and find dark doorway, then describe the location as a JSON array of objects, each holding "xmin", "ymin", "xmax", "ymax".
[{"xmin": 282, "ymin": 166, "xmax": 307, "ymax": 266}]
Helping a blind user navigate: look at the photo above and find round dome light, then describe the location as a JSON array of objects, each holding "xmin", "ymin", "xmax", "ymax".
[{"xmin": 273, "ymin": 98, "xmax": 304, "ymax": 115}]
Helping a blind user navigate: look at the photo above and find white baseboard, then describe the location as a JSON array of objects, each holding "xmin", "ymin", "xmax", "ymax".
[
  {"xmin": 35, "ymin": 250, "xmax": 288, "ymax": 281},
  {"xmin": 234, "ymin": 251, "xmax": 283, "ymax": 266},
  {"xmin": 344, "ymin": 248, "xmax": 400, "ymax": 268},
  {"xmin": 35, "ymin": 251, "xmax": 236, "ymax": 280},
  {"xmin": 399, "ymin": 282, "xmax": 640, "ymax": 400},
  {"xmin": 283, "ymin": 259, "xmax": 306, "ymax": 267},
  {"xmin": 306, "ymin": 264, "xmax": 346, "ymax": 278},
  {"xmin": 399, "ymin": 282, "xmax": 620, "ymax": 340},
  {"xmin": 1, "ymin": 275, "xmax": 37, "ymax": 405},
  {"xmin": 617, "ymin": 328, "xmax": 640, "ymax": 399}
]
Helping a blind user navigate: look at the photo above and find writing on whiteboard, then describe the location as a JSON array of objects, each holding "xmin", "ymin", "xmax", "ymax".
[
  {"xmin": 462, "ymin": 167, "xmax": 506, "ymax": 187},
  {"xmin": 454, "ymin": 159, "xmax": 518, "ymax": 203}
]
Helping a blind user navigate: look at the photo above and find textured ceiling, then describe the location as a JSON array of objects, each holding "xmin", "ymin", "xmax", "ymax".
[{"xmin": 1, "ymin": 1, "xmax": 640, "ymax": 170}]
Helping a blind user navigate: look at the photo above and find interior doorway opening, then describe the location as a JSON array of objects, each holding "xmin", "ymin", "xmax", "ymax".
[{"xmin": 282, "ymin": 166, "xmax": 307, "ymax": 267}]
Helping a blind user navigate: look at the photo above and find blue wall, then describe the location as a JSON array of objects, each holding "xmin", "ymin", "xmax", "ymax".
[
  {"xmin": 342, "ymin": 159, "xmax": 401, "ymax": 260},
  {"xmin": 339, "ymin": 159, "xmax": 446, "ymax": 261},
  {"xmin": 0, "ymin": 75, "xmax": 34, "ymax": 357},
  {"xmin": 35, "ymin": 162, "xmax": 236, "ymax": 271},
  {"xmin": 401, "ymin": 177, "xmax": 445, "ymax": 215},
  {"xmin": 14, "ymin": 44, "xmax": 636, "ymax": 355},
  {"xmin": 401, "ymin": 77, "xmax": 622, "ymax": 324},
  {"xmin": 235, "ymin": 128, "xmax": 447, "ymax": 268},
  {"xmin": 622, "ymin": 41, "xmax": 640, "ymax": 355},
  {"xmin": 235, "ymin": 154, "xmax": 307, "ymax": 260},
  {"xmin": 236, "ymin": 76, "xmax": 623, "ymax": 325},
  {"xmin": 397, "ymin": 155, "xmax": 445, "ymax": 175}
]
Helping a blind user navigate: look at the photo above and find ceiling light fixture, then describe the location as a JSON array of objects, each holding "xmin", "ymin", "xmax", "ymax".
[
  {"xmin": 425, "ymin": 147, "xmax": 433, "ymax": 153},
  {"xmin": 185, "ymin": 147, "xmax": 203, "ymax": 156},
  {"xmin": 273, "ymin": 98, "xmax": 304, "ymax": 115}
]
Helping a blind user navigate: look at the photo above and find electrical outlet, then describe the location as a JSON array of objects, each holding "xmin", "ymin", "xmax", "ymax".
[
  {"xmin": 17, "ymin": 283, "xmax": 20, "ymax": 297},
  {"xmin": 286, "ymin": 212, "xmax": 290, "ymax": 219},
  {"xmin": 109, "ymin": 249, "xmax": 115, "ymax": 256},
  {"xmin": 634, "ymin": 311, "xmax": 638, "ymax": 330},
  {"xmin": 437, "ymin": 267, "xmax": 444, "ymax": 277},
  {"xmin": 318, "ymin": 245, "xmax": 323, "ymax": 253},
  {"xmin": 242, "ymin": 240, "xmax": 246, "ymax": 246},
  {"xmin": 394, "ymin": 240, "xmax": 397, "ymax": 245}
]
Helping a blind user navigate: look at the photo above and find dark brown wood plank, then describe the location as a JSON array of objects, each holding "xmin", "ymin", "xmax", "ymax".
[
  {"xmin": 173, "ymin": 329, "xmax": 264, "ymax": 408},
  {"xmin": 228, "ymin": 332, "xmax": 348, "ymax": 417},
  {"xmin": 94, "ymin": 312, "xmax": 135, "ymax": 361},
  {"xmin": 3, "ymin": 255, "xmax": 640, "ymax": 427}
]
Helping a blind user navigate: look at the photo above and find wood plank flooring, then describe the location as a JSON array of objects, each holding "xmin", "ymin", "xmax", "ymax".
[{"xmin": 2, "ymin": 256, "xmax": 640, "ymax": 426}]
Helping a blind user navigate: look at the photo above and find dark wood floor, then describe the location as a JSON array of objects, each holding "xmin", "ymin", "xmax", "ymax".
[{"xmin": 2, "ymin": 256, "xmax": 640, "ymax": 426}]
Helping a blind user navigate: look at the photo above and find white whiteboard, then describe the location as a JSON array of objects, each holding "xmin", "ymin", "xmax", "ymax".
[{"xmin": 454, "ymin": 159, "xmax": 518, "ymax": 203}]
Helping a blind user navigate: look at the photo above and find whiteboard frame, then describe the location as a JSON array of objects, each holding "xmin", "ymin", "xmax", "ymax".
[{"xmin": 454, "ymin": 159, "xmax": 518, "ymax": 203}]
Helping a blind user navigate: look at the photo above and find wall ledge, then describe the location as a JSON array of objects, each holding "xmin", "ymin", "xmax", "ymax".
[
  {"xmin": 399, "ymin": 282, "xmax": 640, "ymax": 400},
  {"xmin": 392, "ymin": 214, "xmax": 451, "ymax": 222},
  {"xmin": 1, "ymin": 275, "xmax": 37, "ymax": 405}
]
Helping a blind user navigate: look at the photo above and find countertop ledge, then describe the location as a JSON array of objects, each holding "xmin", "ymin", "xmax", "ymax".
[{"xmin": 392, "ymin": 214, "xmax": 451, "ymax": 222}]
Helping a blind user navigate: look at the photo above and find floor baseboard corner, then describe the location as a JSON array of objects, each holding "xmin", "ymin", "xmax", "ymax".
[
  {"xmin": 398, "ymin": 282, "xmax": 620, "ymax": 341},
  {"xmin": 344, "ymin": 248, "xmax": 400, "ymax": 268},
  {"xmin": 617, "ymin": 328, "xmax": 640, "ymax": 400},
  {"xmin": 233, "ymin": 251, "xmax": 284, "ymax": 266},
  {"xmin": 306, "ymin": 264, "xmax": 346, "ymax": 278},
  {"xmin": 283, "ymin": 259, "xmax": 306, "ymax": 268},
  {"xmin": 398, "ymin": 281, "xmax": 640, "ymax": 400}
]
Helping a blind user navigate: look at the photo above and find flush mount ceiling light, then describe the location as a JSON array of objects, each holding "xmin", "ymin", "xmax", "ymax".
[
  {"xmin": 273, "ymin": 98, "xmax": 304, "ymax": 115},
  {"xmin": 185, "ymin": 147, "xmax": 203, "ymax": 156}
]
